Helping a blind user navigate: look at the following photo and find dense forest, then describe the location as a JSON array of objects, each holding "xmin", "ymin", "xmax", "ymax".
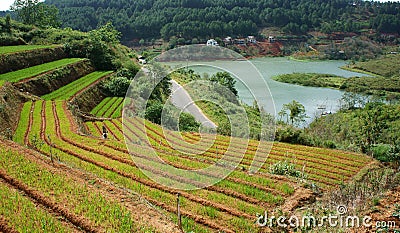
[{"xmin": 42, "ymin": 0, "xmax": 400, "ymax": 42}]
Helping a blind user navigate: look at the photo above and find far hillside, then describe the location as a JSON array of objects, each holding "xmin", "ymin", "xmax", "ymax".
[{"xmin": 44, "ymin": 0, "xmax": 400, "ymax": 41}]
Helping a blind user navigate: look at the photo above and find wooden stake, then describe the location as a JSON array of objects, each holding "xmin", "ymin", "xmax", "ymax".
[{"xmin": 177, "ymin": 193, "xmax": 182, "ymax": 230}]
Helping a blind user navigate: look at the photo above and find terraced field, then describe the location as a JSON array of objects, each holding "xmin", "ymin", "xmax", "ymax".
[
  {"xmin": 6, "ymin": 101, "xmax": 371, "ymax": 232},
  {"xmin": 0, "ymin": 58, "xmax": 84, "ymax": 83},
  {"xmin": 0, "ymin": 45, "xmax": 57, "ymax": 54},
  {"xmin": 2, "ymin": 45, "xmax": 375, "ymax": 232},
  {"xmin": 42, "ymin": 71, "xmax": 113, "ymax": 100},
  {"xmin": 90, "ymin": 97, "xmax": 124, "ymax": 118}
]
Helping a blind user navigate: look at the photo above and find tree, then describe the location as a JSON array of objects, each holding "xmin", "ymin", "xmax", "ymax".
[
  {"xmin": 282, "ymin": 100, "xmax": 307, "ymax": 126},
  {"xmin": 4, "ymin": 14, "xmax": 12, "ymax": 32},
  {"xmin": 145, "ymin": 101, "xmax": 163, "ymax": 125},
  {"xmin": 11, "ymin": 0, "xmax": 60, "ymax": 27},
  {"xmin": 210, "ymin": 72, "xmax": 238, "ymax": 96},
  {"xmin": 179, "ymin": 112, "xmax": 200, "ymax": 132},
  {"xmin": 102, "ymin": 76, "xmax": 131, "ymax": 97}
]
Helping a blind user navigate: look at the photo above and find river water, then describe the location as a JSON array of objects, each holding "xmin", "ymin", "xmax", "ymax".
[{"xmin": 166, "ymin": 57, "xmax": 365, "ymax": 124}]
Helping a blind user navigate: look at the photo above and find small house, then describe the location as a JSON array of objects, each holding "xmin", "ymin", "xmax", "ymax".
[
  {"xmin": 247, "ymin": 36, "xmax": 256, "ymax": 44},
  {"xmin": 235, "ymin": 39, "xmax": 246, "ymax": 45},
  {"xmin": 224, "ymin": 36, "xmax": 232, "ymax": 44},
  {"xmin": 206, "ymin": 39, "xmax": 219, "ymax": 46},
  {"xmin": 138, "ymin": 56, "xmax": 147, "ymax": 64},
  {"xmin": 268, "ymin": 36, "xmax": 275, "ymax": 43}
]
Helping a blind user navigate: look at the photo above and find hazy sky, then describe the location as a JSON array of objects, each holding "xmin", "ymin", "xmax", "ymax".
[
  {"xmin": 1, "ymin": 0, "xmax": 400, "ymax": 11},
  {"xmin": 0, "ymin": 0, "xmax": 15, "ymax": 11}
]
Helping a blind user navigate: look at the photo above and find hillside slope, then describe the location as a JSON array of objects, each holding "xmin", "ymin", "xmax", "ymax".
[{"xmin": 45, "ymin": 0, "xmax": 400, "ymax": 41}]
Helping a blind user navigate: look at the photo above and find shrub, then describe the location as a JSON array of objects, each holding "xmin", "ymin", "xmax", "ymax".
[
  {"xmin": 179, "ymin": 112, "xmax": 200, "ymax": 132},
  {"xmin": 101, "ymin": 76, "xmax": 131, "ymax": 97},
  {"xmin": 370, "ymin": 144, "xmax": 400, "ymax": 163},
  {"xmin": 269, "ymin": 160, "xmax": 307, "ymax": 179}
]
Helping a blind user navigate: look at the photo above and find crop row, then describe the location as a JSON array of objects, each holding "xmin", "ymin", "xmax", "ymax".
[
  {"xmin": 113, "ymin": 118, "xmax": 310, "ymax": 191},
  {"xmin": 138, "ymin": 119, "xmax": 356, "ymax": 185},
  {"xmin": 104, "ymin": 98, "xmax": 124, "ymax": 118},
  {"xmin": 90, "ymin": 97, "xmax": 112, "ymax": 115},
  {"xmin": 0, "ymin": 180, "xmax": 76, "ymax": 233},
  {"xmin": 95, "ymin": 117, "xmax": 365, "ymax": 187},
  {"xmin": 42, "ymin": 71, "xmax": 113, "ymax": 100},
  {"xmin": 21, "ymin": 101, "xmax": 271, "ymax": 232},
  {"xmin": 55, "ymin": 103, "xmax": 287, "ymax": 209},
  {"xmin": 108, "ymin": 117, "xmax": 335, "ymax": 185},
  {"xmin": 118, "ymin": 116, "xmax": 365, "ymax": 171},
  {"xmin": 180, "ymin": 130, "xmax": 368, "ymax": 168},
  {"xmin": 0, "ymin": 58, "xmax": 83, "ymax": 83},
  {"xmin": 0, "ymin": 45, "xmax": 57, "ymax": 55},
  {"xmin": 90, "ymin": 97, "xmax": 124, "ymax": 118},
  {"xmin": 13, "ymin": 101, "xmax": 33, "ymax": 144},
  {"xmin": 157, "ymin": 120, "xmax": 368, "ymax": 171}
]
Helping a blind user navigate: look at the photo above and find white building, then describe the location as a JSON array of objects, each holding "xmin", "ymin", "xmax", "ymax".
[
  {"xmin": 138, "ymin": 56, "xmax": 147, "ymax": 64},
  {"xmin": 206, "ymin": 39, "xmax": 219, "ymax": 46},
  {"xmin": 224, "ymin": 36, "xmax": 232, "ymax": 44},
  {"xmin": 268, "ymin": 36, "xmax": 275, "ymax": 43},
  {"xmin": 247, "ymin": 36, "xmax": 256, "ymax": 44}
]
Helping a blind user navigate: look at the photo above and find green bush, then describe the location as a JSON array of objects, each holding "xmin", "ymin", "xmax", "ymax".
[
  {"xmin": 269, "ymin": 160, "xmax": 307, "ymax": 179},
  {"xmin": 179, "ymin": 112, "xmax": 200, "ymax": 132},
  {"xmin": 101, "ymin": 76, "xmax": 131, "ymax": 97},
  {"xmin": 371, "ymin": 144, "xmax": 392, "ymax": 162},
  {"xmin": 371, "ymin": 144, "xmax": 400, "ymax": 163}
]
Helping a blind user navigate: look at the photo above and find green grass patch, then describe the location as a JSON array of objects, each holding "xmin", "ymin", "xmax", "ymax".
[
  {"xmin": 13, "ymin": 101, "xmax": 33, "ymax": 144},
  {"xmin": 104, "ymin": 98, "xmax": 124, "ymax": 118},
  {"xmin": 346, "ymin": 54, "xmax": 400, "ymax": 78},
  {"xmin": 0, "ymin": 45, "xmax": 58, "ymax": 55},
  {"xmin": 95, "ymin": 97, "xmax": 119, "ymax": 117},
  {"xmin": 42, "ymin": 71, "xmax": 112, "ymax": 100},
  {"xmin": 272, "ymin": 73, "xmax": 346, "ymax": 88},
  {"xmin": 90, "ymin": 97, "xmax": 112, "ymax": 115},
  {"xmin": 111, "ymin": 101, "xmax": 124, "ymax": 118},
  {"xmin": 0, "ymin": 58, "xmax": 83, "ymax": 83}
]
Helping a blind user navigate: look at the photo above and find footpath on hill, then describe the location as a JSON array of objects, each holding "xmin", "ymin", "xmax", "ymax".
[{"xmin": 170, "ymin": 80, "xmax": 217, "ymax": 129}]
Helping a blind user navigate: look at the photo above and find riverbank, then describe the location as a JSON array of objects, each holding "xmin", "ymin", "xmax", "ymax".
[{"xmin": 272, "ymin": 73, "xmax": 346, "ymax": 89}]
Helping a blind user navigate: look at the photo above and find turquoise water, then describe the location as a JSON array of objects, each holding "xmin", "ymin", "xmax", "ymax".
[{"xmin": 166, "ymin": 57, "xmax": 366, "ymax": 124}]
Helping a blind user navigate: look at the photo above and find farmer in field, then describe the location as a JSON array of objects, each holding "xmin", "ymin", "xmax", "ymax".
[{"xmin": 102, "ymin": 124, "xmax": 108, "ymax": 139}]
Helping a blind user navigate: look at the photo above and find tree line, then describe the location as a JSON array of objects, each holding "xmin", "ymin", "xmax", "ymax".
[{"xmin": 42, "ymin": 0, "xmax": 400, "ymax": 41}]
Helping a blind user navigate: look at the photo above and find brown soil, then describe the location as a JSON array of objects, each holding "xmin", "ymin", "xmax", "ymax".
[
  {"xmin": 23, "ymin": 101, "xmax": 35, "ymax": 145},
  {"xmin": 0, "ymin": 83, "xmax": 36, "ymax": 140},
  {"xmin": 0, "ymin": 216, "xmax": 19, "ymax": 233},
  {"xmin": 282, "ymin": 187, "xmax": 316, "ymax": 212},
  {"xmin": 353, "ymin": 185, "xmax": 400, "ymax": 233}
]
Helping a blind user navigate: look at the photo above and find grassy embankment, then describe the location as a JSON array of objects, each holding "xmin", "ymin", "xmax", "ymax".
[{"xmin": 273, "ymin": 54, "xmax": 400, "ymax": 99}]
